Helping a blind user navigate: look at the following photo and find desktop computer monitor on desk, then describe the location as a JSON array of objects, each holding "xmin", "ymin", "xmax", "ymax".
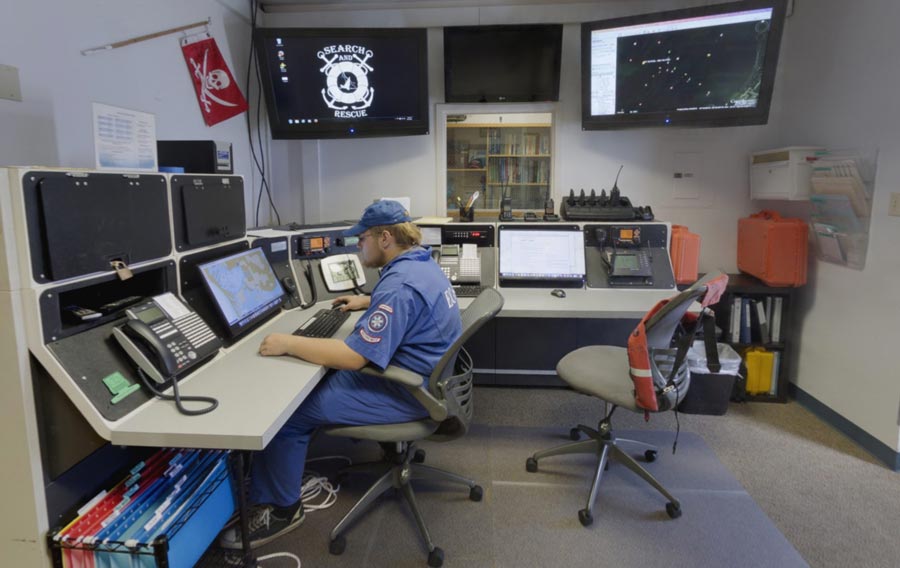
[
  {"xmin": 498, "ymin": 225, "xmax": 586, "ymax": 288},
  {"xmin": 198, "ymin": 248, "xmax": 287, "ymax": 339}
]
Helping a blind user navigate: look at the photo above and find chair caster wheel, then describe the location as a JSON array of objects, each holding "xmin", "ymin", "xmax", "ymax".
[
  {"xmin": 469, "ymin": 485, "xmax": 484, "ymax": 502},
  {"xmin": 666, "ymin": 502, "xmax": 682, "ymax": 519},
  {"xmin": 428, "ymin": 547, "xmax": 444, "ymax": 567},
  {"xmin": 578, "ymin": 508, "xmax": 593, "ymax": 527},
  {"xmin": 644, "ymin": 450, "xmax": 658, "ymax": 463},
  {"xmin": 569, "ymin": 428, "xmax": 581, "ymax": 441},
  {"xmin": 413, "ymin": 449, "xmax": 426, "ymax": 463},
  {"xmin": 525, "ymin": 457, "xmax": 538, "ymax": 473},
  {"xmin": 329, "ymin": 535, "xmax": 346, "ymax": 555}
]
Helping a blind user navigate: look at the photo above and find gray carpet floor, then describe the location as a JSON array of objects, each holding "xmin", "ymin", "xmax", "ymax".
[{"xmin": 237, "ymin": 386, "xmax": 900, "ymax": 567}]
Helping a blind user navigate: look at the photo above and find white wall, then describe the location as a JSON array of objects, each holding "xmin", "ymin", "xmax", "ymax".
[
  {"xmin": 0, "ymin": 0, "xmax": 283, "ymax": 226},
  {"xmin": 264, "ymin": 0, "xmax": 783, "ymax": 273},
  {"xmin": 776, "ymin": 0, "xmax": 900, "ymax": 452},
  {"xmin": 267, "ymin": 1, "xmax": 900, "ymax": 453}
]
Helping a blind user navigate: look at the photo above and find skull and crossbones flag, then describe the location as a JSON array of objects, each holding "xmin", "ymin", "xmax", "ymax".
[{"xmin": 181, "ymin": 33, "xmax": 247, "ymax": 126}]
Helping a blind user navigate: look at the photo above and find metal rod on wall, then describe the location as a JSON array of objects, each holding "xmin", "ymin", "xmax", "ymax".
[{"xmin": 81, "ymin": 18, "xmax": 211, "ymax": 55}]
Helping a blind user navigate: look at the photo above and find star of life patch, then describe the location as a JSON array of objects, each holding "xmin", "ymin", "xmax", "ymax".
[{"xmin": 366, "ymin": 310, "xmax": 389, "ymax": 333}]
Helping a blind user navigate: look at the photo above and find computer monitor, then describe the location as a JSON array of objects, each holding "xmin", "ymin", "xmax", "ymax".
[
  {"xmin": 581, "ymin": 0, "xmax": 787, "ymax": 130},
  {"xmin": 444, "ymin": 24, "xmax": 563, "ymax": 103},
  {"xmin": 197, "ymin": 248, "xmax": 286, "ymax": 338},
  {"xmin": 498, "ymin": 226, "xmax": 586, "ymax": 287},
  {"xmin": 255, "ymin": 27, "xmax": 429, "ymax": 139}
]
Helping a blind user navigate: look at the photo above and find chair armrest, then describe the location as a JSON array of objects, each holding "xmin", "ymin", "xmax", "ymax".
[{"xmin": 360, "ymin": 365, "xmax": 448, "ymax": 421}]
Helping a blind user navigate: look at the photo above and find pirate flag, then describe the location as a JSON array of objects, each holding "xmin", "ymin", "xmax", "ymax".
[{"xmin": 181, "ymin": 33, "xmax": 247, "ymax": 126}]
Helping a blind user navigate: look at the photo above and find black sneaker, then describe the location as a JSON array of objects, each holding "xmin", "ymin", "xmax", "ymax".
[{"xmin": 218, "ymin": 502, "xmax": 305, "ymax": 550}]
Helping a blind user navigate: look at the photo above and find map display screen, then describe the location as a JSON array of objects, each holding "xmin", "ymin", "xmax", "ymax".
[{"xmin": 198, "ymin": 248, "xmax": 286, "ymax": 337}]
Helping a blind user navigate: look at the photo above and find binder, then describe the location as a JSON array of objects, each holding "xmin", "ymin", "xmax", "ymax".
[
  {"xmin": 740, "ymin": 298, "xmax": 752, "ymax": 344},
  {"xmin": 771, "ymin": 297, "xmax": 784, "ymax": 343},
  {"xmin": 753, "ymin": 299, "xmax": 770, "ymax": 344},
  {"xmin": 730, "ymin": 296, "xmax": 742, "ymax": 342},
  {"xmin": 769, "ymin": 352, "xmax": 780, "ymax": 396}
]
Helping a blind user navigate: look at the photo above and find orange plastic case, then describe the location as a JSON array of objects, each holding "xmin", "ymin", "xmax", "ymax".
[
  {"xmin": 670, "ymin": 225, "xmax": 700, "ymax": 285},
  {"xmin": 737, "ymin": 210, "xmax": 808, "ymax": 287}
]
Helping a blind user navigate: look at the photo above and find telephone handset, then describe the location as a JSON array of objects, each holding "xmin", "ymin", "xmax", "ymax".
[
  {"xmin": 320, "ymin": 254, "xmax": 366, "ymax": 293},
  {"xmin": 437, "ymin": 244, "xmax": 481, "ymax": 284},
  {"xmin": 112, "ymin": 292, "xmax": 222, "ymax": 383}
]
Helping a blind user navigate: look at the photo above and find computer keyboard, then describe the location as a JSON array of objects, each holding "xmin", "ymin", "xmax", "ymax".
[
  {"xmin": 453, "ymin": 284, "xmax": 486, "ymax": 298},
  {"xmin": 293, "ymin": 308, "xmax": 351, "ymax": 338}
]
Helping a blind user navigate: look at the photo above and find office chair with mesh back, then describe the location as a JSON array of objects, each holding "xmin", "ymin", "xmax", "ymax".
[
  {"xmin": 525, "ymin": 272, "xmax": 728, "ymax": 527},
  {"xmin": 323, "ymin": 288, "xmax": 503, "ymax": 568}
]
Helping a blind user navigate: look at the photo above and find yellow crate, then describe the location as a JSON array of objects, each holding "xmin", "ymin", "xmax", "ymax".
[{"xmin": 744, "ymin": 347, "xmax": 774, "ymax": 395}]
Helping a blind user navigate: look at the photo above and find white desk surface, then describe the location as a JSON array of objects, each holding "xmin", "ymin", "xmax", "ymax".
[
  {"xmin": 108, "ymin": 286, "xmax": 678, "ymax": 449},
  {"xmin": 491, "ymin": 287, "xmax": 675, "ymax": 318},
  {"xmin": 110, "ymin": 302, "xmax": 360, "ymax": 450}
]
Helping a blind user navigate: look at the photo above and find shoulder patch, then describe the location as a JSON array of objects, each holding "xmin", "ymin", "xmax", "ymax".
[
  {"xmin": 377, "ymin": 303, "xmax": 394, "ymax": 314},
  {"xmin": 366, "ymin": 310, "xmax": 390, "ymax": 334},
  {"xmin": 359, "ymin": 329, "xmax": 382, "ymax": 343}
]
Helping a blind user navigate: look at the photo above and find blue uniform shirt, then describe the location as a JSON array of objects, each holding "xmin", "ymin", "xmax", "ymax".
[{"xmin": 344, "ymin": 246, "xmax": 462, "ymax": 381}]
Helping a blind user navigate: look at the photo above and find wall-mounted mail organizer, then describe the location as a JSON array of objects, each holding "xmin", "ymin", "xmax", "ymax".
[{"xmin": 808, "ymin": 152, "xmax": 877, "ymax": 270}]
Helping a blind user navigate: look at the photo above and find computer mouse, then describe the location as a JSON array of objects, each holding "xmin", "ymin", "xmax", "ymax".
[
  {"xmin": 551, "ymin": 289, "xmax": 566, "ymax": 299},
  {"xmin": 332, "ymin": 300, "xmax": 348, "ymax": 310}
]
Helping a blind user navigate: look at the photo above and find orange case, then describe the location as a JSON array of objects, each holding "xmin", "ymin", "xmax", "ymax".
[
  {"xmin": 670, "ymin": 225, "xmax": 700, "ymax": 285},
  {"xmin": 737, "ymin": 210, "xmax": 808, "ymax": 287}
]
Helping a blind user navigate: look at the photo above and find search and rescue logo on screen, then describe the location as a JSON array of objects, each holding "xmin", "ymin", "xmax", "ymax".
[{"xmin": 317, "ymin": 44, "xmax": 375, "ymax": 118}]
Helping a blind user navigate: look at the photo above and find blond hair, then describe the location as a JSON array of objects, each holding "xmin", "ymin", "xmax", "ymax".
[{"xmin": 369, "ymin": 222, "xmax": 422, "ymax": 248}]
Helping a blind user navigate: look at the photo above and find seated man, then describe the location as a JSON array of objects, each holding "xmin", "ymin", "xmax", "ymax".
[{"xmin": 220, "ymin": 200, "xmax": 462, "ymax": 549}]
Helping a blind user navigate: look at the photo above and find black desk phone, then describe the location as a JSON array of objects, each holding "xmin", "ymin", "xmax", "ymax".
[
  {"xmin": 437, "ymin": 244, "xmax": 481, "ymax": 284},
  {"xmin": 112, "ymin": 292, "xmax": 222, "ymax": 383}
]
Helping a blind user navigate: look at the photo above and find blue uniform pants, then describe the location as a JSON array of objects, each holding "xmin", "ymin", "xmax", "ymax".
[{"xmin": 249, "ymin": 369, "xmax": 430, "ymax": 507}]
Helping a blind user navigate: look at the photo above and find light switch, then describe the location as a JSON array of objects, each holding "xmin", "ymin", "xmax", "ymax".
[
  {"xmin": 889, "ymin": 193, "xmax": 900, "ymax": 217},
  {"xmin": 0, "ymin": 64, "xmax": 22, "ymax": 102}
]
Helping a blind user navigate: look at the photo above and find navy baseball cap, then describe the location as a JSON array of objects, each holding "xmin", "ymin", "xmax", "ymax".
[{"xmin": 344, "ymin": 200, "xmax": 412, "ymax": 236}]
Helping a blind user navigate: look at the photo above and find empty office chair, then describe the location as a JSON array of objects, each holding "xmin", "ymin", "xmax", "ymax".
[
  {"xmin": 525, "ymin": 272, "xmax": 728, "ymax": 526},
  {"xmin": 324, "ymin": 288, "xmax": 504, "ymax": 567}
]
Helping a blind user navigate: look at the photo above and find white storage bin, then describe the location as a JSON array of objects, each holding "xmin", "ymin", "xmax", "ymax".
[{"xmin": 750, "ymin": 146, "xmax": 824, "ymax": 200}]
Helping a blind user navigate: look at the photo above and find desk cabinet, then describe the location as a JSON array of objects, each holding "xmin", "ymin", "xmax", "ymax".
[{"xmin": 469, "ymin": 317, "xmax": 636, "ymax": 386}]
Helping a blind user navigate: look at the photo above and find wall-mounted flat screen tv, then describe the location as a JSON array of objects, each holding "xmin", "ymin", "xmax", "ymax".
[
  {"xmin": 255, "ymin": 27, "xmax": 429, "ymax": 139},
  {"xmin": 444, "ymin": 24, "xmax": 563, "ymax": 103},
  {"xmin": 582, "ymin": 0, "xmax": 787, "ymax": 130}
]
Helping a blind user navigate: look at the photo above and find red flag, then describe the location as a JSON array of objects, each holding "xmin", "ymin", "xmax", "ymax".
[{"xmin": 181, "ymin": 34, "xmax": 248, "ymax": 126}]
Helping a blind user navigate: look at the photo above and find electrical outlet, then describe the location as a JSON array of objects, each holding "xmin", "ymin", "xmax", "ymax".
[
  {"xmin": 0, "ymin": 64, "xmax": 22, "ymax": 102},
  {"xmin": 889, "ymin": 193, "xmax": 900, "ymax": 217}
]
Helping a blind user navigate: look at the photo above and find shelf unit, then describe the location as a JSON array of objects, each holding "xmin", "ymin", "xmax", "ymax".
[
  {"xmin": 446, "ymin": 123, "xmax": 552, "ymax": 217},
  {"xmin": 714, "ymin": 273, "xmax": 796, "ymax": 403}
]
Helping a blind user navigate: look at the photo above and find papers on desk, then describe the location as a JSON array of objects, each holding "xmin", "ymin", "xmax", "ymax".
[{"xmin": 52, "ymin": 449, "xmax": 235, "ymax": 568}]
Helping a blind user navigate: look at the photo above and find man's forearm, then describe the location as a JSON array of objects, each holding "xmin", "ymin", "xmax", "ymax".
[{"xmin": 287, "ymin": 336, "xmax": 367, "ymax": 370}]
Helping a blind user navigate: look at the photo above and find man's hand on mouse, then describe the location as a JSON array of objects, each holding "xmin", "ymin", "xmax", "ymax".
[{"xmin": 332, "ymin": 295, "xmax": 370, "ymax": 312}]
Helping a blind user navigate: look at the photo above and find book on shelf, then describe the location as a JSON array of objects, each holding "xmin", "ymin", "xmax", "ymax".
[
  {"xmin": 771, "ymin": 296, "xmax": 783, "ymax": 343},
  {"xmin": 740, "ymin": 298, "xmax": 752, "ymax": 344},
  {"xmin": 752, "ymin": 299, "xmax": 770, "ymax": 344},
  {"xmin": 769, "ymin": 351, "xmax": 780, "ymax": 396},
  {"xmin": 730, "ymin": 295, "xmax": 742, "ymax": 343}
]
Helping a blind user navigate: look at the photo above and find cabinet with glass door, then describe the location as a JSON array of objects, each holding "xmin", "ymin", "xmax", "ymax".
[{"xmin": 447, "ymin": 123, "xmax": 551, "ymax": 219}]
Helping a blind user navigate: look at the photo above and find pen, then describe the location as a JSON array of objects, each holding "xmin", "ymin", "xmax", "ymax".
[{"xmin": 466, "ymin": 191, "xmax": 480, "ymax": 209}]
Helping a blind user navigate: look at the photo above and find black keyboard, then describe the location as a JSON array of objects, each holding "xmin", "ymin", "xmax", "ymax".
[
  {"xmin": 293, "ymin": 308, "xmax": 351, "ymax": 338},
  {"xmin": 453, "ymin": 284, "xmax": 486, "ymax": 298}
]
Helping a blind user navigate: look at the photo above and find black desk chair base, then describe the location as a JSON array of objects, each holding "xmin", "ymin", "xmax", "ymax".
[
  {"xmin": 329, "ymin": 441, "xmax": 483, "ymax": 568},
  {"xmin": 526, "ymin": 412, "xmax": 681, "ymax": 527}
]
